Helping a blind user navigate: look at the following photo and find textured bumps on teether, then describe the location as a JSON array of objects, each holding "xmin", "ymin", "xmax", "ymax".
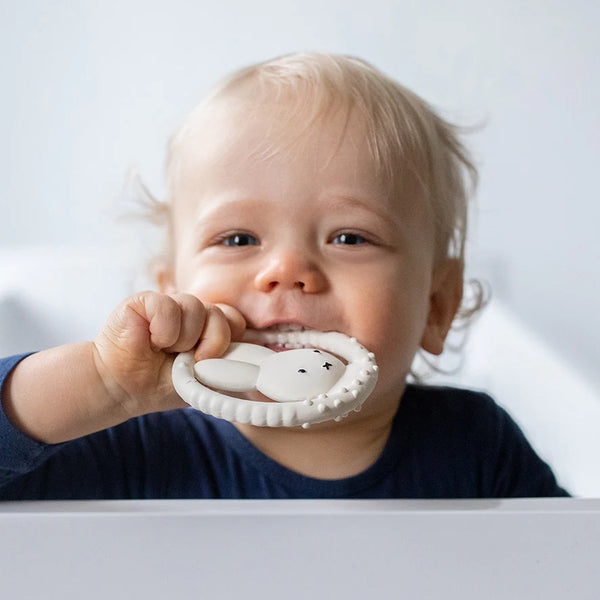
[{"xmin": 172, "ymin": 330, "xmax": 378, "ymax": 428}]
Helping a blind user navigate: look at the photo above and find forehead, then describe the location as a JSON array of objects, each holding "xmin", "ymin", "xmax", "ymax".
[
  {"xmin": 170, "ymin": 95, "xmax": 430, "ymax": 233},
  {"xmin": 176, "ymin": 97, "xmax": 368, "ymax": 174}
]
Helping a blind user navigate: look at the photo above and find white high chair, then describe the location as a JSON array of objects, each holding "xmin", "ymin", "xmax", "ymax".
[{"xmin": 1, "ymin": 244, "xmax": 599, "ymax": 496}]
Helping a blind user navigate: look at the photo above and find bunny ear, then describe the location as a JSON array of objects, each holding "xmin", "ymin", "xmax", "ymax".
[
  {"xmin": 222, "ymin": 342, "xmax": 275, "ymax": 365},
  {"xmin": 194, "ymin": 359, "xmax": 259, "ymax": 392}
]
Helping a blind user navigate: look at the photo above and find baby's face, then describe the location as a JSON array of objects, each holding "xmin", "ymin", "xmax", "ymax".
[{"xmin": 162, "ymin": 101, "xmax": 456, "ymax": 416}]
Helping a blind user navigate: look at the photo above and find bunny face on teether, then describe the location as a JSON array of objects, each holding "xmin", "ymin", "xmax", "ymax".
[
  {"xmin": 257, "ymin": 348, "xmax": 344, "ymax": 401},
  {"xmin": 172, "ymin": 329, "xmax": 379, "ymax": 428}
]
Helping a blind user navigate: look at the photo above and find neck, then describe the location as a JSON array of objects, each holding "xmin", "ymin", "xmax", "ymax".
[{"xmin": 233, "ymin": 389, "xmax": 402, "ymax": 480}]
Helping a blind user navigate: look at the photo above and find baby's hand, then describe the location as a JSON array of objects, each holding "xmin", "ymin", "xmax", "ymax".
[{"xmin": 93, "ymin": 291, "xmax": 246, "ymax": 418}]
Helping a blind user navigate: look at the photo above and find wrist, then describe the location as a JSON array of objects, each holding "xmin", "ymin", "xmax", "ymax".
[{"xmin": 89, "ymin": 342, "xmax": 139, "ymax": 420}]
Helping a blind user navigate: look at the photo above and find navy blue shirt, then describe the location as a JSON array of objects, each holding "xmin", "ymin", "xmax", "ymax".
[{"xmin": 0, "ymin": 353, "xmax": 569, "ymax": 499}]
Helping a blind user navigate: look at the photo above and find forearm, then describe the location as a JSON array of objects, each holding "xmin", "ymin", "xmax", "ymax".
[{"xmin": 1, "ymin": 342, "xmax": 129, "ymax": 444}]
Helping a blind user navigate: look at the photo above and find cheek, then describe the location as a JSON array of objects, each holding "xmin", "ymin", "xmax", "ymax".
[
  {"xmin": 175, "ymin": 259, "xmax": 244, "ymax": 304},
  {"xmin": 346, "ymin": 269, "xmax": 430, "ymax": 371}
]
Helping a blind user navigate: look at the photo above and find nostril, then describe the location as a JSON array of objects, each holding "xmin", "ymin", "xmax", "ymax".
[
  {"xmin": 266, "ymin": 280, "xmax": 305, "ymax": 289},
  {"xmin": 254, "ymin": 258, "xmax": 326, "ymax": 293}
]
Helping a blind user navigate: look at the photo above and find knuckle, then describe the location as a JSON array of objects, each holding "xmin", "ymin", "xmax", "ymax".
[
  {"xmin": 171, "ymin": 293, "xmax": 206, "ymax": 316},
  {"xmin": 134, "ymin": 289, "xmax": 159, "ymax": 304},
  {"xmin": 186, "ymin": 295, "xmax": 207, "ymax": 317},
  {"xmin": 156, "ymin": 294, "xmax": 181, "ymax": 318}
]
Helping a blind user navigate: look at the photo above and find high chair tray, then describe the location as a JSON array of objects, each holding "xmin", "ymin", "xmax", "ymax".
[{"xmin": 0, "ymin": 498, "xmax": 598, "ymax": 599}]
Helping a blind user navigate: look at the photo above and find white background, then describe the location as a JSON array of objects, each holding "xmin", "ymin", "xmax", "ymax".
[{"xmin": 1, "ymin": 1, "xmax": 599, "ymax": 494}]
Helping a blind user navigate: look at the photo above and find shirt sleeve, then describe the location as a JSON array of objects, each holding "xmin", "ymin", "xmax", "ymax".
[
  {"xmin": 0, "ymin": 353, "xmax": 72, "ymax": 496},
  {"xmin": 0, "ymin": 353, "xmax": 187, "ymax": 500},
  {"xmin": 0, "ymin": 351, "xmax": 144, "ymax": 502}
]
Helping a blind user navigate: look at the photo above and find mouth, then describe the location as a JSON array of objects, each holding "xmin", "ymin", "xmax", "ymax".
[
  {"xmin": 260, "ymin": 322, "xmax": 313, "ymax": 332},
  {"xmin": 244, "ymin": 323, "xmax": 349, "ymax": 367},
  {"xmin": 251, "ymin": 322, "xmax": 315, "ymax": 352}
]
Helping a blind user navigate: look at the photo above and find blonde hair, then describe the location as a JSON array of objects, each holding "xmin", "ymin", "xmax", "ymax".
[{"xmin": 131, "ymin": 51, "xmax": 488, "ymax": 379}]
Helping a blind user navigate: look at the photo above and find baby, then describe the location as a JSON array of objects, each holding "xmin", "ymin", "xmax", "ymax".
[{"xmin": 0, "ymin": 53, "xmax": 568, "ymax": 498}]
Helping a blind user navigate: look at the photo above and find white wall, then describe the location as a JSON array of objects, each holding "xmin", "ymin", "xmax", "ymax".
[{"xmin": 1, "ymin": 1, "xmax": 599, "ymax": 484}]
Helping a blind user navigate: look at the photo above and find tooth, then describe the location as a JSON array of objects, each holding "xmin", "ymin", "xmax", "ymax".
[{"xmin": 271, "ymin": 324, "xmax": 306, "ymax": 332}]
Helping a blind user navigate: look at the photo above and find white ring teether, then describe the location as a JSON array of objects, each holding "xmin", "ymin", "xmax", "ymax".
[{"xmin": 172, "ymin": 330, "xmax": 379, "ymax": 428}]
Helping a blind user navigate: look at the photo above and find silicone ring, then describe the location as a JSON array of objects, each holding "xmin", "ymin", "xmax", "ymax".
[{"xmin": 172, "ymin": 329, "xmax": 379, "ymax": 428}]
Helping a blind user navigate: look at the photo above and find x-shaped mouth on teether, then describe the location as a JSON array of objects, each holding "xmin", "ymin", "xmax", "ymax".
[{"xmin": 172, "ymin": 330, "xmax": 378, "ymax": 428}]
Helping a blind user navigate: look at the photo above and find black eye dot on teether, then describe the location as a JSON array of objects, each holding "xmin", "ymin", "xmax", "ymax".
[
  {"xmin": 298, "ymin": 369, "xmax": 307, "ymax": 373},
  {"xmin": 313, "ymin": 350, "xmax": 321, "ymax": 354},
  {"xmin": 322, "ymin": 362, "xmax": 332, "ymax": 370}
]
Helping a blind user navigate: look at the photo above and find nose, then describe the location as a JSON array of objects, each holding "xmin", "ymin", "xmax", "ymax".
[{"xmin": 254, "ymin": 247, "xmax": 327, "ymax": 293}]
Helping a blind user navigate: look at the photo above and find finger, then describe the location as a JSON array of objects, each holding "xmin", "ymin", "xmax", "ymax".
[
  {"xmin": 194, "ymin": 304, "xmax": 232, "ymax": 362},
  {"xmin": 163, "ymin": 293, "xmax": 208, "ymax": 353},
  {"xmin": 139, "ymin": 292, "xmax": 182, "ymax": 351},
  {"xmin": 214, "ymin": 303, "xmax": 247, "ymax": 342}
]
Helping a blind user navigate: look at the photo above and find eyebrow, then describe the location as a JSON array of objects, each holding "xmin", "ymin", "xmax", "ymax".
[
  {"xmin": 195, "ymin": 193, "xmax": 399, "ymax": 226},
  {"xmin": 321, "ymin": 194, "xmax": 399, "ymax": 225},
  {"xmin": 194, "ymin": 196, "xmax": 271, "ymax": 223}
]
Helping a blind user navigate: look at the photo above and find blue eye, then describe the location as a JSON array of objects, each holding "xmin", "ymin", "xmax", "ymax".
[
  {"xmin": 221, "ymin": 233, "xmax": 259, "ymax": 247},
  {"xmin": 331, "ymin": 233, "xmax": 367, "ymax": 245}
]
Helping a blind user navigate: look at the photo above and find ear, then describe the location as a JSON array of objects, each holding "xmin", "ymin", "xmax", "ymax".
[
  {"xmin": 420, "ymin": 259, "xmax": 464, "ymax": 356},
  {"xmin": 194, "ymin": 359, "xmax": 260, "ymax": 392},
  {"xmin": 222, "ymin": 342, "xmax": 275, "ymax": 365},
  {"xmin": 156, "ymin": 263, "xmax": 177, "ymax": 294}
]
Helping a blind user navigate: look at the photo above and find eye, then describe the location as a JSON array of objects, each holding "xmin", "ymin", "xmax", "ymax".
[
  {"xmin": 331, "ymin": 232, "xmax": 368, "ymax": 245},
  {"xmin": 220, "ymin": 233, "xmax": 259, "ymax": 247}
]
